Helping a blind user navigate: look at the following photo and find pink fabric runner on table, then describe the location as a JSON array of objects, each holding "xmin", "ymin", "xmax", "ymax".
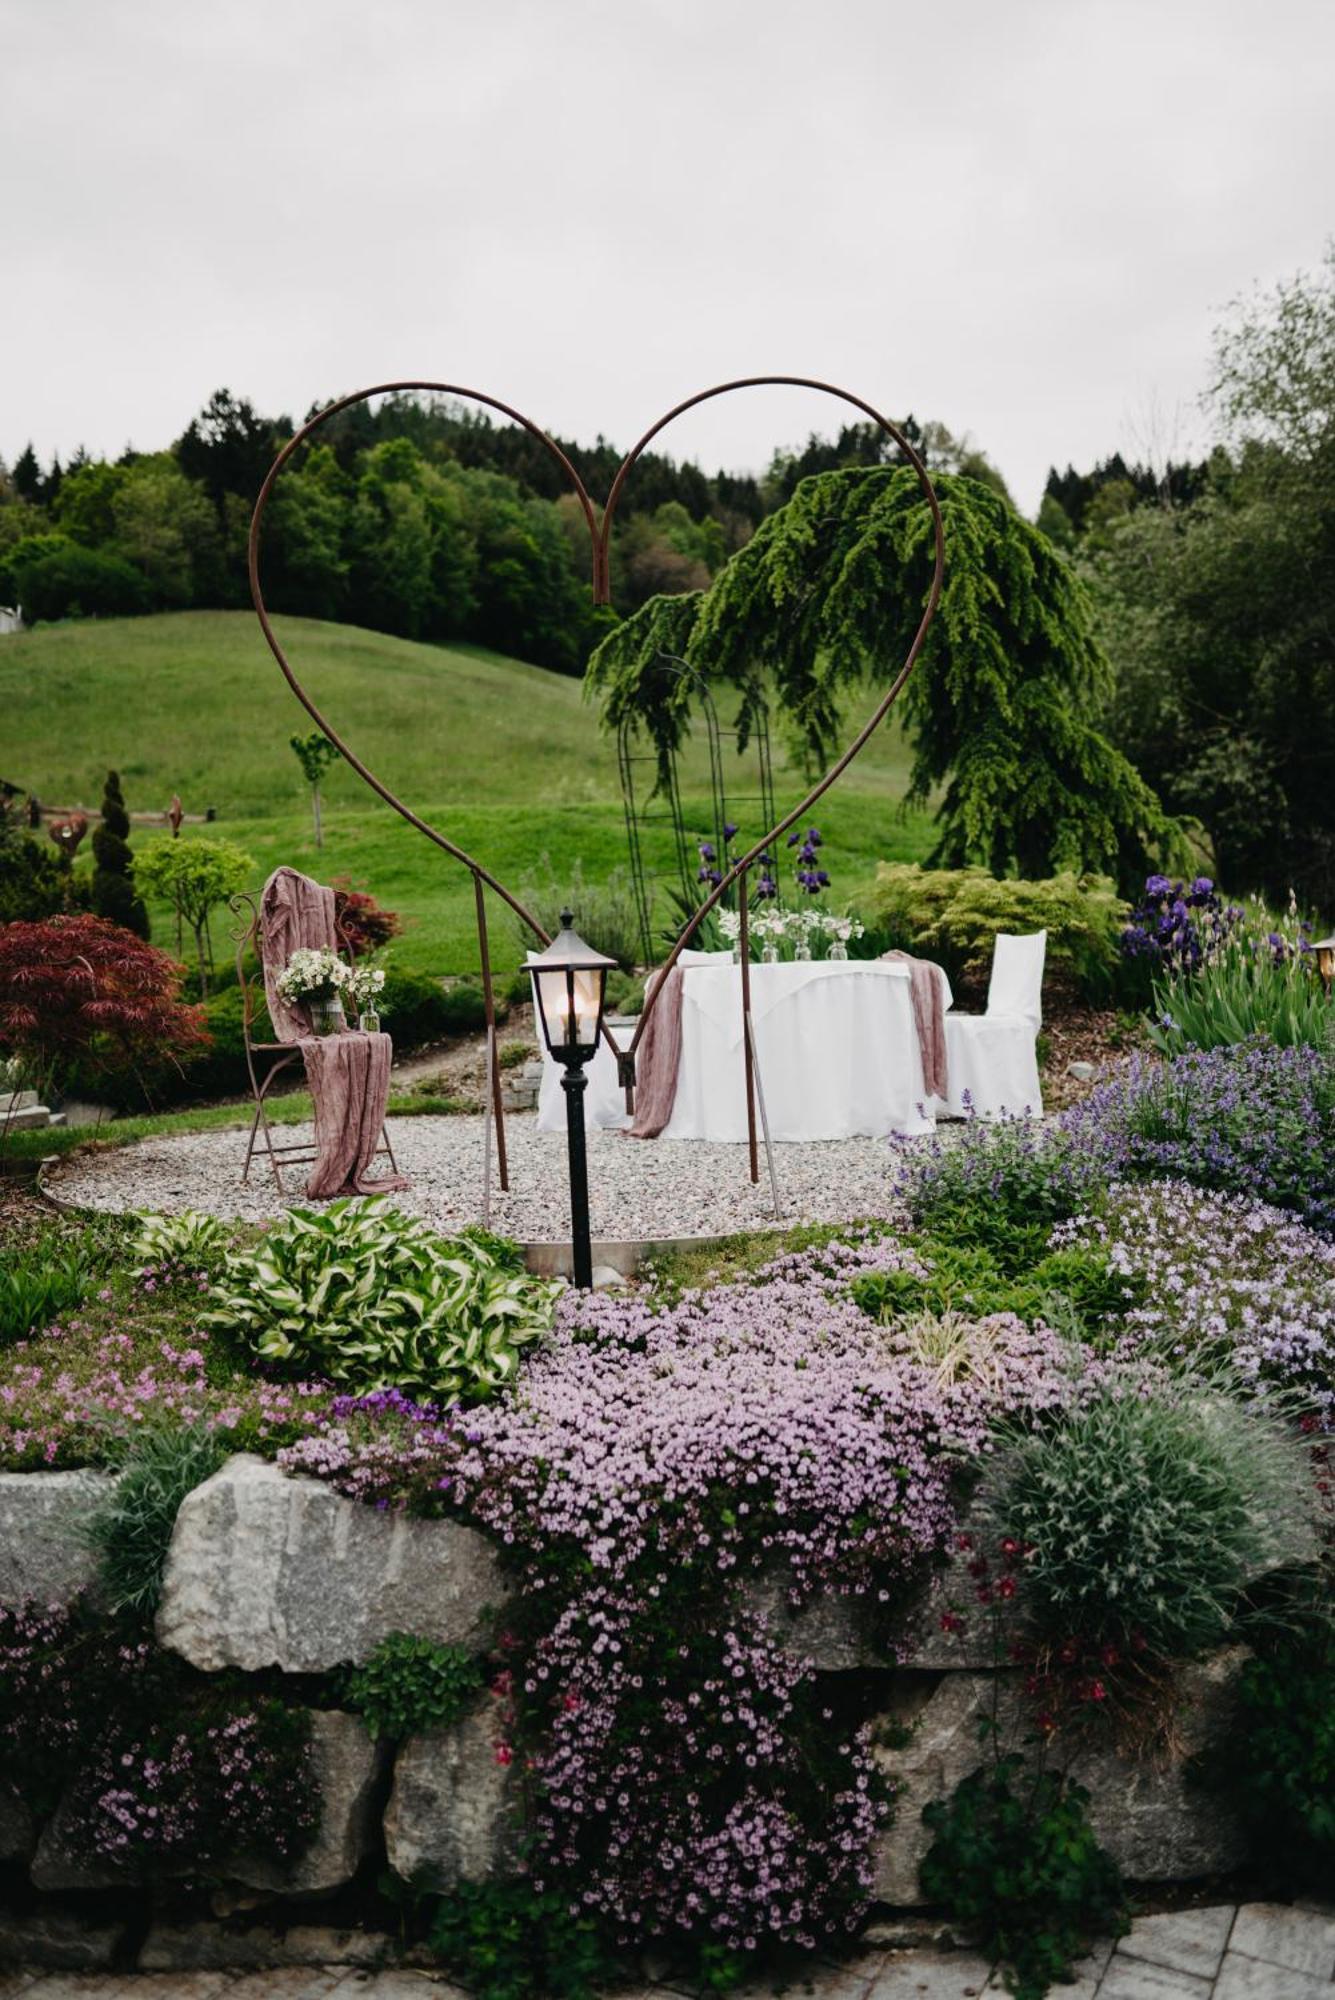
[
  {"xmin": 880, "ymin": 950, "xmax": 950, "ymax": 1100},
  {"xmin": 625, "ymin": 965, "xmax": 684, "ymax": 1139},
  {"xmin": 258, "ymin": 866, "xmax": 409, "ymax": 1198}
]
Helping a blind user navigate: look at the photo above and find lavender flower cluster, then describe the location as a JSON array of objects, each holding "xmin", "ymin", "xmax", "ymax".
[
  {"xmin": 1059, "ymin": 1041, "xmax": 1335, "ymax": 1234},
  {"xmin": 281, "ymin": 1234, "xmax": 1088, "ymax": 1962},
  {"xmin": 282, "ymin": 1236, "xmax": 1074, "ymax": 1598},
  {"xmin": 1055, "ymin": 1180, "xmax": 1335, "ymax": 1412}
]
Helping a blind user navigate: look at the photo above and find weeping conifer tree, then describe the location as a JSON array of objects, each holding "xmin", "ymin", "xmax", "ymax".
[
  {"xmin": 588, "ymin": 468, "xmax": 1189, "ymax": 888},
  {"xmin": 91, "ymin": 769, "xmax": 150, "ymax": 939}
]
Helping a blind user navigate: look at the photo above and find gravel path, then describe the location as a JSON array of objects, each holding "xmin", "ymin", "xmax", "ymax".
[{"xmin": 46, "ymin": 1112, "xmax": 910, "ymax": 1242}]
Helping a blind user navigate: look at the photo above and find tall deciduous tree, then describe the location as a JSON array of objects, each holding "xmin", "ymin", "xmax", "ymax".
[
  {"xmin": 589, "ymin": 467, "xmax": 1186, "ymax": 886},
  {"xmin": 91, "ymin": 770, "xmax": 149, "ymax": 939},
  {"xmin": 1091, "ymin": 246, "xmax": 1335, "ymax": 902}
]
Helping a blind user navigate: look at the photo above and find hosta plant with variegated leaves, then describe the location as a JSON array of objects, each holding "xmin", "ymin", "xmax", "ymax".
[
  {"xmin": 131, "ymin": 1209, "xmax": 230, "ymax": 1279},
  {"xmin": 201, "ymin": 1201, "xmax": 559, "ymax": 1402}
]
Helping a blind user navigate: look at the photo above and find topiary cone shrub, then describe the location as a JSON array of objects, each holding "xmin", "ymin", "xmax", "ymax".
[{"xmin": 91, "ymin": 769, "xmax": 149, "ymax": 940}]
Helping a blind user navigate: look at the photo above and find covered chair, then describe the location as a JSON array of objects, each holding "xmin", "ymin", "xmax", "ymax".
[
  {"xmin": 941, "ymin": 930, "xmax": 1046, "ymax": 1120},
  {"xmin": 230, "ymin": 870, "xmax": 399, "ymax": 1192}
]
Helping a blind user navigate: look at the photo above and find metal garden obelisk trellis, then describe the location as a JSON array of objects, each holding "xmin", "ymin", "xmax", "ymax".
[{"xmin": 249, "ymin": 377, "xmax": 944, "ymax": 1229}]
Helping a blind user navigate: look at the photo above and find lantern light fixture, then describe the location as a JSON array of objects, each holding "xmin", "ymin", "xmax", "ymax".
[
  {"xmin": 526, "ymin": 911, "xmax": 616, "ymax": 1287},
  {"xmin": 1311, "ymin": 936, "xmax": 1335, "ymax": 996}
]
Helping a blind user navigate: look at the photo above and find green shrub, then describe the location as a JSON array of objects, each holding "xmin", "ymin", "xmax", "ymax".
[
  {"xmin": 518, "ymin": 856, "xmax": 642, "ymax": 971},
  {"xmin": 9, "ymin": 534, "xmax": 149, "ymax": 621},
  {"xmin": 866, "ymin": 863, "xmax": 1126, "ymax": 1003},
  {"xmin": 988, "ymin": 1380, "xmax": 1312, "ymax": 1658},
  {"xmin": 920, "ymin": 1754, "xmax": 1126, "ymax": 2000},
  {"xmin": 853, "ymin": 1238, "xmax": 1141, "ymax": 1345},
  {"xmin": 893, "ymin": 1120, "xmax": 1098, "ymax": 1273},
  {"xmin": 498, "ymin": 1040, "xmax": 537, "ymax": 1070},
  {"xmin": 202, "ymin": 1200, "xmax": 559, "ymax": 1400},
  {"xmin": 0, "ymin": 1239, "xmax": 96, "ymax": 1344},
  {"xmin": 603, "ymin": 968, "xmax": 645, "ymax": 1015},
  {"xmin": 1215, "ymin": 1625, "xmax": 1335, "ymax": 1887},
  {"xmin": 84, "ymin": 1422, "xmax": 229, "ymax": 1614},
  {"xmin": 341, "ymin": 1633, "xmax": 482, "ymax": 1739},
  {"xmin": 425, "ymin": 1880, "xmax": 614, "ymax": 2000}
]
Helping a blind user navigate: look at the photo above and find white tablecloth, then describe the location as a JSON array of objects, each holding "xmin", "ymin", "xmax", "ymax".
[{"xmin": 537, "ymin": 959, "xmax": 952, "ymax": 1142}]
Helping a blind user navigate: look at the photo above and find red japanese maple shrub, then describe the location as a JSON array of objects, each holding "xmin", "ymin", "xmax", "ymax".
[
  {"xmin": 0, "ymin": 914, "xmax": 210, "ymax": 1107},
  {"xmin": 331, "ymin": 879, "xmax": 402, "ymax": 960}
]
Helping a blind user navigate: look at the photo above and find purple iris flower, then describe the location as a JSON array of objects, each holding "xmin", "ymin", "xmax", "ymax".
[{"xmin": 723, "ymin": 822, "xmax": 738, "ymax": 842}]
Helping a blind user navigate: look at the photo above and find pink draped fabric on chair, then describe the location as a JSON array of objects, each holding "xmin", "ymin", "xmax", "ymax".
[
  {"xmin": 258, "ymin": 866, "xmax": 408, "ymax": 1198},
  {"xmin": 879, "ymin": 949, "xmax": 950, "ymax": 1101}
]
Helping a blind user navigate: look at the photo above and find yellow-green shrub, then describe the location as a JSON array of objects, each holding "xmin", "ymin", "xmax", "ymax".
[{"xmin": 864, "ymin": 864, "xmax": 1127, "ymax": 1002}]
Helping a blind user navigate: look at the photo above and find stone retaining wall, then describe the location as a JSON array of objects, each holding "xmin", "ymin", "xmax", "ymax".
[{"xmin": 0, "ymin": 1455, "xmax": 1251, "ymax": 1921}]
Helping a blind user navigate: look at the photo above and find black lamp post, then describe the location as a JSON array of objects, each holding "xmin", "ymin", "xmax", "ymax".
[{"xmin": 527, "ymin": 911, "xmax": 615, "ymax": 1288}]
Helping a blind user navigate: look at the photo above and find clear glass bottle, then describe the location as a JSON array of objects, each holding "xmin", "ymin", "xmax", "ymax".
[
  {"xmin": 761, "ymin": 940, "xmax": 779, "ymax": 964},
  {"xmin": 358, "ymin": 1008, "xmax": 381, "ymax": 1035},
  {"xmin": 828, "ymin": 939, "xmax": 848, "ymax": 961},
  {"xmin": 793, "ymin": 939, "xmax": 812, "ymax": 962}
]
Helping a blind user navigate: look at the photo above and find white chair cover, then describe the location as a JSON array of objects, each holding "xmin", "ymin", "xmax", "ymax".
[{"xmin": 942, "ymin": 930, "xmax": 1046, "ymax": 1119}]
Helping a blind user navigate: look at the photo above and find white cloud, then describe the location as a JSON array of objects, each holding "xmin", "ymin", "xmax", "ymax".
[{"xmin": 3, "ymin": 0, "xmax": 1331, "ymax": 510}]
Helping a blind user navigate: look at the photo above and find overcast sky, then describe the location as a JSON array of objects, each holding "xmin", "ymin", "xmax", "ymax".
[{"xmin": 3, "ymin": 0, "xmax": 1332, "ymax": 514}]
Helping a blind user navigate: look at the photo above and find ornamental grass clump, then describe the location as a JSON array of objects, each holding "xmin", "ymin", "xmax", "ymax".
[
  {"xmin": 202, "ymin": 1201, "xmax": 559, "ymax": 1402},
  {"xmin": 0, "ymin": 1237, "xmax": 97, "ymax": 1345},
  {"xmin": 987, "ymin": 1376, "xmax": 1314, "ymax": 1660},
  {"xmin": 84, "ymin": 1421, "xmax": 229, "ymax": 1613}
]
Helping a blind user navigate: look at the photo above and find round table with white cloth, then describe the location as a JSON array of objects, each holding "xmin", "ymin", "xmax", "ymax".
[{"xmin": 537, "ymin": 958, "xmax": 953, "ymax": 1142}]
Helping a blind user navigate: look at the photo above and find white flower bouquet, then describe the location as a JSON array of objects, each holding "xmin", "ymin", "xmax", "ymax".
[
  {"xmin": 274, "ymin": 947, "xmax": 353, "ymax": 1033},
  {"xmin": 715, "ymin": 907, "xmax": 864, "ymax": 961}
]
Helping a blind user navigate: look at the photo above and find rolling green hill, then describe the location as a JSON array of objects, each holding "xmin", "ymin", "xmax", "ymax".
[{"xmin": 3, "ymin": 611, "xmax": 934, "ymax": 974}]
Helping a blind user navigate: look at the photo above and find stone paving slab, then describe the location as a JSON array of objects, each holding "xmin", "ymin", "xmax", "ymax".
[
  {"xmin": 9, "ymin": 1903, "xmax": 1335, "ymax": 1998},
  {"xmin": 1115, "ymin": 1908, "xmax": 1236, "ymax": 1983},
  {"xmin": 1229, "ymin": 1902, "xmax": 1335, "ymax": 1979}
]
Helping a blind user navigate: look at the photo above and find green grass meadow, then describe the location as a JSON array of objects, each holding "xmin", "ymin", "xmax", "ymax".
[{"xmin": 4, "ymin": 610, "xmax": 934, "ymax": 975}]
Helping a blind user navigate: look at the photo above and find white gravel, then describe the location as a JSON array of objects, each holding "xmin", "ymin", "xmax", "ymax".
[{"xmin": 46, "ymin": 1112, "xmax": 913, "ymax": 1243}]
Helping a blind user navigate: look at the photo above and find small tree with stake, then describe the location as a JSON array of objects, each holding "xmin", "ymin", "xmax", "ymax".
[
  {"xmin": 290, "ymin": 732, "xmax": 340, "ymax": 850},
  {"xmin": 134, "ymin": 837, "xmax": 255, "ymax": 998},
  {"xmin": 91, "ymin": 770, "xmax": 149, "ymax": 939}
]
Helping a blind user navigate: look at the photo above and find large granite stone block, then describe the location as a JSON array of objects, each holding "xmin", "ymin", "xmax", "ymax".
[
  {"xmin": 156, "ymin": 1455, "xmax": 508, "ymax": 1672},
  {"xmin": 873, "ymin": 1651, "xmax": 1248, "ymax": 1905},
  {"xmin": 383, "ymin": 1697, "xmax": 522, "ymax": 1889},
  {"xmin": 0, "ymin": 1468, "xmax": 119, "ymax": 1608}
]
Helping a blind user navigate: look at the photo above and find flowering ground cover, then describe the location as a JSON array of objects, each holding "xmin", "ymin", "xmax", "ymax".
[{"xmin": 3, "ymin": 1032, "xmax": 1335, "ymax": 1996}]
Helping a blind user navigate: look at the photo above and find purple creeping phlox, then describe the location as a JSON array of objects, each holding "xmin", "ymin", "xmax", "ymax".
[{"xmin": 283, "ymin": 1233, "xmax": 1087, "ymax": 1959}]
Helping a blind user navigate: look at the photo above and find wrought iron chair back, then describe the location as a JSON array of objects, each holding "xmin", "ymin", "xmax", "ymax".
[{"xmin": 228, "ymin": 888, "xmax": 399, "ymax": 1194}]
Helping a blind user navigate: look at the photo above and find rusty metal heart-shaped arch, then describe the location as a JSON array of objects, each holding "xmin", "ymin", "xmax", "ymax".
[{"xmin": 248, "ymin": 377, "xmax": 945, "ymax": 1198}]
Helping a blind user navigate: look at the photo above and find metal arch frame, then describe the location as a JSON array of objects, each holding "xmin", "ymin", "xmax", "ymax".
[{"xmin": 248, "ymin": 375, "xmax": 944, "ymax": 1209}]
